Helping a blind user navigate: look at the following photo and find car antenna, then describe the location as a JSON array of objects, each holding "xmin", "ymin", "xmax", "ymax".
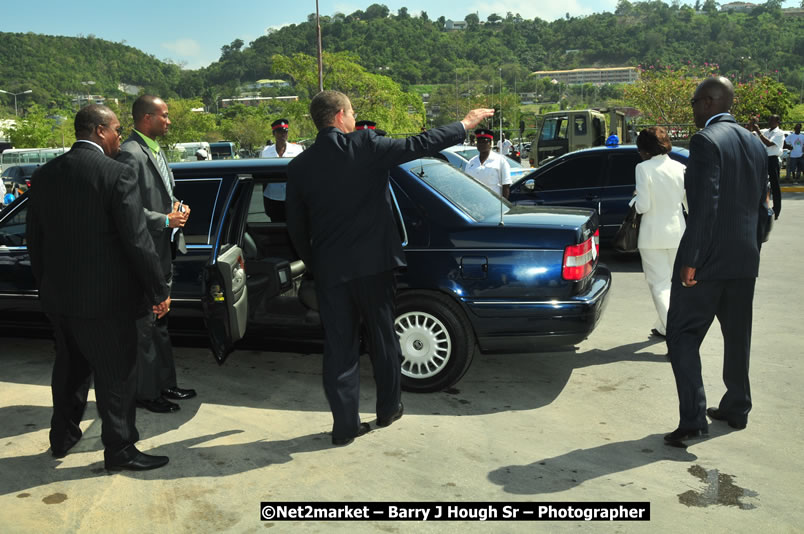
[{"xmin": 498, "ymin": 66, "xmax": 505, "ymax": 227}]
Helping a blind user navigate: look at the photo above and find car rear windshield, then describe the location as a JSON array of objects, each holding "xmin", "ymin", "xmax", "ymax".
[{"xmin": 405, "ymin": 159, "xmax": 511, "ymax": 222}]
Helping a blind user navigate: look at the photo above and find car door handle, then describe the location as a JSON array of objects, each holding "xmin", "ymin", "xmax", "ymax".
[{"xmin": 585, "ymin": 194, "xmax": 600, "ymax": 201}]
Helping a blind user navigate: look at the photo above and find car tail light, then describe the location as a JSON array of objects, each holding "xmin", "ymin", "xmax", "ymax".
[
  {"xmin": 562, "ymin": 233, "xmax": 598, "ymax": 281},
  {"xmin": 25, "ymin": 180, "xmax": 31, "ymax": 187}
]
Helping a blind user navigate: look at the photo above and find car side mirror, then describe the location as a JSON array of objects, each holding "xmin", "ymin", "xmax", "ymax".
[{"xmin": 524, "ymin": 179, "xmax": 535, "ymax": 192}]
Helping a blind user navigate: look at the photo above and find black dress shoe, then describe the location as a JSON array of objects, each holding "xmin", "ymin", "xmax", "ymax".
[
  {"xmin": 332, "ymin": 422, "xmax": 371, "ymax": 446},
  {"xmin": 664, "ymin": 426, "xmax": 709, "ymax": 444},
  {"xmin": 137, "ymin": 397, "xmax": 180, "ymax": 413},
  {"xmin": 650, "ymin": 329, "xmax": 666, "ymax": 338},
  {"xmin": 377, "ymin": 403, "xmax": 404, "ymax": 428},
  {"xmin": 706, "ymin": 407, "xmax": 747, "ymax": 430},
  {"xmin": 105, "ymin": 448, "xmax": 169, "ymax": 471},
  {"xmin": 162, "ymin": 387, "xmax": 196, "ymax": 400}
]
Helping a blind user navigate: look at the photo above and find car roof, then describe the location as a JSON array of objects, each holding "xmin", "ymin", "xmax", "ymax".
[{"xmin": 171, "ymin": 157, "xmax": 289, "ymax": 173}]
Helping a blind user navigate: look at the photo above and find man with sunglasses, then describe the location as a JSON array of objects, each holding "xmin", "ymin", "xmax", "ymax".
[
  {"xmin": 664, "ymin": 77, "xmax": 768, "ymax": 447},
  {"xmin": 118, "ymin": 95, "xmax": 196, "ymax": 415},
  {"xmin": 27, "ymin": 104, "xmax": 171, "ymax": 470}
]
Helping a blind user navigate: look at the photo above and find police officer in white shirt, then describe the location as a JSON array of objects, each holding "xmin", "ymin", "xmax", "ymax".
[
  {"xmin": 261, "ymin": 118, "xmax": 303, "ymax": 221},
  {"xmin": 466, "ymin": 128, "xmax": 511, "ymax": 198},
  {"xmin": 751, "ymin": 114, "xmax": 784, "ymax": 219}
]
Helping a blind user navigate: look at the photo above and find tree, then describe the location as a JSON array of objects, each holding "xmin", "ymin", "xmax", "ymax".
[
  {"xmin": 364, "ymin": 4, "xmax": 390, "ymax": 20},
  {"xmin": 7, "ymin": 104, "xmax": 74, "ymax": 148},
  {"xmin": 161, "ymin": 98, "xmax": 220, "ymax": 146},
  {"xmin": 271, "ymin": 52, "xmax": 425, "ymax": 134},
  {"xmin": 465, "ymin": 13, "xmax": 480, "ymax": 27},
  {"xmin": 622, "ymin": 65, "xmax": 795, "ymax": 125}
]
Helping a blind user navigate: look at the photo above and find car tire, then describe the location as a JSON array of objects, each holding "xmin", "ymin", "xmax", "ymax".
[{"xmin": 394, "ymin": 291, "xmax": 475, "ymax": 393}]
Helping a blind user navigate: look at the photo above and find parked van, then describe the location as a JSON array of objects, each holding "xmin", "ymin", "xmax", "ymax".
[{"xmin": 209, "ymin": 141, "xmax": 238, "ymax": 160}]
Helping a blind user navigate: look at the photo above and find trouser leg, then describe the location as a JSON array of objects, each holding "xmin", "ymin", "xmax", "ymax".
[
  {"xmin": 48, "ymin": 315, "xmax": 92, "ymax": 453},
  {"xmin": 136, "ymin": 273, "xmax": 176, "ymax": 398},
  {"xmin": 316, "ymin": 281, "xmax": 362, "ymax": 440},
  {"xmin": 352, "ymin": 270, "xmax": 402, "ymax": 420},
  {"xmin": 716, "ymin": 278, "xmax": 755, "ymax": 423},
  {"xmin": 640, "ymin": 248, "xmax": 676, "ymax": 335},
  {"xmin": 768, "ymin": 156, "xmax": 781, "ymax": 218},
  {"xmin": 68, "ymin": 317, "xmax": 139, "ymax": 457},
  {"xmin": 667, "ymin": 279, "xmax": 721, "ymax": 430}
]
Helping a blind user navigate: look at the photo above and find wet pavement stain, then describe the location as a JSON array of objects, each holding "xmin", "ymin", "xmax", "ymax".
[
  {"xmin": 17, "ymin": 493, "xmax": 30, "ymax": 498},
  {"xmin": 678, "ymin": 465, "xmax": 758, "ymax": 509},
  {"xmin": 42, "ymin": 493, "xmax": 68, "ymax": 504}
]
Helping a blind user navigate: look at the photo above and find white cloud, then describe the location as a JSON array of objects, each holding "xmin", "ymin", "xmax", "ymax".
[{"xmin": 160, "ymin": 38, "xmax": 202, "ymax": 57}]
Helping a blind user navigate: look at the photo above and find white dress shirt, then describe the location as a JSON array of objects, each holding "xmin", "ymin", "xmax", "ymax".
[
  {"xmin": 261, "ymin": 143, "xmax": 303, "ymax": 200},
  {"xmin": 465, "ymin": 151, "xmax": 512, "ymax": 196}
]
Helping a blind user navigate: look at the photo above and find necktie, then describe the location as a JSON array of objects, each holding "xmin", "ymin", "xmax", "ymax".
[{"xmin": 154, "ymin": 149, "xmax": 172, "ymax": 198}]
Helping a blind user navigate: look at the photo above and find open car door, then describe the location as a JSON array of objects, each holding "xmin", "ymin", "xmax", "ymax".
[{"xmin": 202, "ymin": 175, "xmax": 253, "ymax": 363}]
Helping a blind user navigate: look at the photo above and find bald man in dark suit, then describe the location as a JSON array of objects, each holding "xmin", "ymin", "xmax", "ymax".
[
  {"xmin": 27, "ymin": 104, "xmax": 171, "ymax": 470},
  {"xmin": 664, "ymin": 77, "xmax": 769, "ymax": 446}
]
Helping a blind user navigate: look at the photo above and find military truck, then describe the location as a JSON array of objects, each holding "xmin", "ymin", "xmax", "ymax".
[{"xmin": 531, "ymin": 109, "xmax": 631, "ymax": 166}]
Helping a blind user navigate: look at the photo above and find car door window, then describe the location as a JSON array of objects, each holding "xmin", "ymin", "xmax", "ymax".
[
  {"xmin": 172, "ymin": 178, "xmax": 223, "ymax": 245},
  {"xmin": 607, "ymin": 153, "xmax": 642, "ymax": 186},
  {"xmin": 0, "ymin": 201, "xmax": 28, "ymax": 247},
  {"xmin": 536, "ymin": 156, "xmax": 602, "ymax": 191}
]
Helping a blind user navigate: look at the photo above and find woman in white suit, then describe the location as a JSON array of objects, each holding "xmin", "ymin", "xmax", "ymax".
[{"xmin": 632, "ymin": 127, "xmax": 686, "ymax": 338}]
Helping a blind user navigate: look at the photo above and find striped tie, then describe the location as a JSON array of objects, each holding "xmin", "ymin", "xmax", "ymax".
[{"xmin": 154, "ymin": 149, "xmax": 172, "ymax": 198}]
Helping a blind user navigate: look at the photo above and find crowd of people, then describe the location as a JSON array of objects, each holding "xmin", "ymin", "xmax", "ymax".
[{"xmin": 18, "ymin": 74, "xmax": 778, "ymax": 471}]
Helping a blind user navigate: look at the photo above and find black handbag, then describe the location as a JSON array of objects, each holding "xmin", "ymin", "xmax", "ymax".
[{"xmin": 612, "ymin": 205, "xmax": 642, "ymax": 253}]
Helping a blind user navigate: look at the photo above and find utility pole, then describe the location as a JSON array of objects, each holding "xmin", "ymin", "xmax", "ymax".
[{"xmin": 316, "ymin": 1, "xmax": 324, "ymax": 92}]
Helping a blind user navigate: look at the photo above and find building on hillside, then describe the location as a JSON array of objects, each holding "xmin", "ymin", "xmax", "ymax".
[
  {"xmin": 71, "ymin": 95, "xmax": 118, "ymax": 108},
  {"xmin": 531, "ymin": 67, "xmax": 639, "ymax": 85},
  {"xmin": 445, "ymin": 20, "xmax": 467, "ymax": 30},
  {"xmin": 117, "ymin": 83, "xmax": 142, "ymax": 96},
  {"xmin": 220, "ymin": 96, "xmax": 299, "ymax": 108},
  {"xmin": 242, "ymin": 79, "xmax": 291, "ymax": 91},
  {"xmin": 719, "ymin": 2, "xmax": 756, "ymax": 12}
]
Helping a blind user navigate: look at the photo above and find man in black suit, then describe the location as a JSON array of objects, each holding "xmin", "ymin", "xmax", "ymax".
[
  {"xmin": 118, "ymin": 95, "xmax": 196, "ymax": 414},
  {"xmin": 286, "ymin": 90, "xmax": 493, "ymax": 445},
  {"xmin": 26, "ymin": 104, "xmax": 172, "ymax": 470},
  {"xmin": 664, "ymin": 77, "xmax": 769, "ymax": 446}
]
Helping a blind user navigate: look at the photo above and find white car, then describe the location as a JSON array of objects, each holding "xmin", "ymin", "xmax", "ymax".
[{"xmin": 437, "ymin": 145, "xmax": 530, "ymax": 181}]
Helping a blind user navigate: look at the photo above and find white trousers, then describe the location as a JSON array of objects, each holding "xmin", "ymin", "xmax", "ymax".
[{"xmin": 639, "ymin": 247, "xmax": 677, "ymax": 335}]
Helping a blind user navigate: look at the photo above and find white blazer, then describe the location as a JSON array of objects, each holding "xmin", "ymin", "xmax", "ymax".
[{"xmin": 632, "ymin": 154, "xmax": 687, "ymax": 250}]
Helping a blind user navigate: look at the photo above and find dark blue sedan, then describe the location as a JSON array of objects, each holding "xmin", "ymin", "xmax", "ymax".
[
  {"xmin": 0, "ymin": 157, "xmax": 610, "ymax": 392},
  {"xmin": 509, "ymin": 145, "xmax": 689, "ymax": 242}
]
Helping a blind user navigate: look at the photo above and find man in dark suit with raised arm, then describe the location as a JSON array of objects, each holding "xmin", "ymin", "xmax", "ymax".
[
  {"xmin": 26, "ymin": 104, "xmax": 171, "ymax": 470},
  {"xmin": 118, "ymin": 95, "xmax": 196, "ymax": 414},
  {"xmin": 664, "ymin": 77, "xmax": 769, "ymax": 446},
  {"xmin": 286, "ymin": 90, "xmax": 493, "ymax": 445}
]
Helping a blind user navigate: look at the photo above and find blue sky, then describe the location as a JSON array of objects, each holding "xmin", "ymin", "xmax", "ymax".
[{"xmin": 2, "ymin": 1, "xmax": 799, "ymax": 69}]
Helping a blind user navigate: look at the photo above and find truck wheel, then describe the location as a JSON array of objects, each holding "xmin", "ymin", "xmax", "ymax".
[{"xmin": 394, "ymin": 291, "xmax": 475, "ymax": 393}]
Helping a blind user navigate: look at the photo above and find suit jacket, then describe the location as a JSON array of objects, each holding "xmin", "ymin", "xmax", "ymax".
[
  {"xmin": 633, "ymin": 154, "xmax": 687, "ymax": 250},
  {"xmin": 26, "ymin": 142, "xmax": 169, "ymax": 319},
  {"xmin": 117, "ymin": 133, "xmax": 184, "ymax": 276},
  {"xmin": 286, "ymin": 122, "xmax": 465, "ymax": 288},
  {"xmin": 676, "ymin": 115, "xmax": 768, "ymax": 280}
]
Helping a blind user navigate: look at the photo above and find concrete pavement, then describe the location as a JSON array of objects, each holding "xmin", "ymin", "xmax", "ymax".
[{"xmin": 1, "ymin": 194, "xmax": 803, "ymax": 533}]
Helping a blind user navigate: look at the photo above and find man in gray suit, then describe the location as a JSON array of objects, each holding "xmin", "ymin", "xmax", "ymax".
[
  {"xmin": 118, "ymin": 95, "xmax": 196, "ymax": 414},
  {"xmin": 664, "ymin": 77, "xmax": 769, "ymax": 446},
  {"xmin": 27, "ymin": 104, "xmax": 171, "ymax": 470}
]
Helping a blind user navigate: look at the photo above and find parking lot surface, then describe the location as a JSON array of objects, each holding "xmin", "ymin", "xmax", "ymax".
[{"xmin": 2, "ymin": 194, "xmax": 802, "ymax": 533}]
